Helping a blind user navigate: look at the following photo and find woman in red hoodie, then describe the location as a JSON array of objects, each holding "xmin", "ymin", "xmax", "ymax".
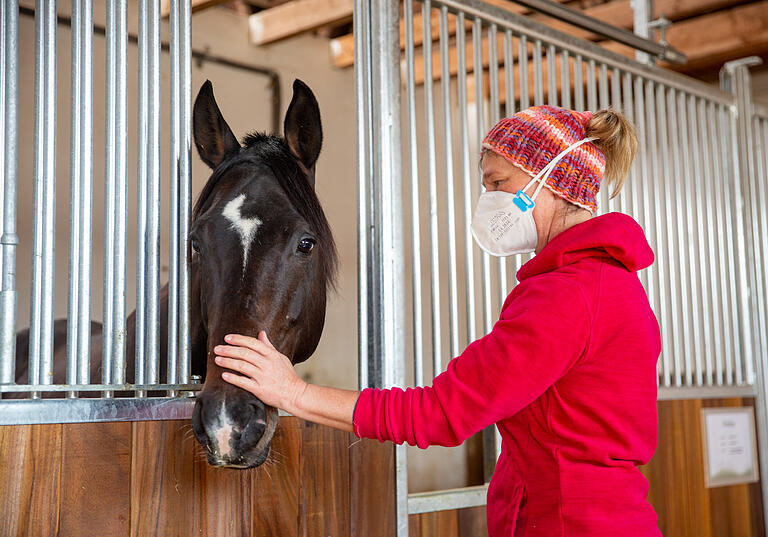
[{"xmin": 213, "ymin": 105, "xmax": 662, "ymax": 537}]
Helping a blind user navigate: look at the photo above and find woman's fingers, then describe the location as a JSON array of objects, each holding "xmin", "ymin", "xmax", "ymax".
[
  {"xmin": 258, "ymin": 330, "xmax": 276, "ymax": 350},
  {"xmin": 224, "ymin": 333, "xmax": 271, "ymax": 354},
  {"xmin": 221, "ymin": 371, "xmax": 261, "ymax": 395},
  {"xmin": 215, "ymin": 355, "xmax": 259, "ymax": 377}
]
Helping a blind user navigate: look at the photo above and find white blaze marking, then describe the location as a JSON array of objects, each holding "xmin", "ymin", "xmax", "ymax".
[
  {"xmin": 214, "ymin": 401, "xmax": 235, "ymax": 458},
  {"xmin": 222, "ymin": 193, "xmax": 262, "ymax": 272}
]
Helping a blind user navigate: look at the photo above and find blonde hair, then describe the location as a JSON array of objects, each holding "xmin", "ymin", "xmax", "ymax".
[{"xmin": 585, "ymin": 109, "xmax": 638, "ymax": 199}]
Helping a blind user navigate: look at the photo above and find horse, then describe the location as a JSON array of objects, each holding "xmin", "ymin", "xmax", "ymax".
[{"xmin": 12, "ymin": 79, "xmax": 336, "ymax": 469}]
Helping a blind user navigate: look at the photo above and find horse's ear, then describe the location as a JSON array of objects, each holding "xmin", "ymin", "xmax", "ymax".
[
  {"xmin": 284, "ymin": 79, "xmax": 323, "ymax": 182},
  {"xmin": 193, "ymin": 80, "xmax": 240, "ymax": 169}
]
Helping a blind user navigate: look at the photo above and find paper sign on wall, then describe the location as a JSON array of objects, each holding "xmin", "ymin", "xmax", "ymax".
[{"xmin": 701, "ymin": 407, "xmax": 759, "ymax": 488}]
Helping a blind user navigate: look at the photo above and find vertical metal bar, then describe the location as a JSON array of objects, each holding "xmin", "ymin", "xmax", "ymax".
[
  {"xmin": 586, "ymin": 58, "xmax": 597, "ymax": 111},
  {"xmin": 632, "ymin": 76, "xmax": 651, "ymax": 360},
  {"xmin": 573, "ymin": 54, "xmax": 583, "ymax": 110},
  {"xmin": 457, "ymin": 12, "xmax": 477, "ymax": 347},
  {"xmin": 560, "ymin": 49, "xmax": 570, "ymax": 109},
  {"xmin": 168, "ymin": 0, "xmax": 180, "ymax": 387},
  {"xmin": 598, "ymin": 62, "xmax": 609, "ymax": 109},
  {"xmin": 546, "ymin": 44, "xmax": 556, "ymax": 106},
  {"xmin": 30, "ymin": 0, "xmax": 57, "ymax": 392},
  {"xmin": 532, "ymin": 39, "xmax": 543, "ymax": 105},
  {"xmin": 67, "ymin": 0, "xmax": 93, "ymax": 392},
  {"xmin": 356, "ymin": 0, "xmax": 406, "ymax": 532},
  {"xmin": 440, "ymin": 6, "xmax": 459, "ymax": 361},
  {"xmin": 0, "ymin": 0, "xmax": 18, "ymax": 386},
  {"xmin": 423, "ymin": 0, "xmax": 442, "ymax": 378},
  {"xmin": 103, "ymin": 0, "xmax": 128, "ymax": 390},
  {"xmin": 488, "ymin": 24, "xmax": 507, "ymax": 312},
  {"xmin": 504, "ymin": 30, "xmax": 518, "ymax": 290},
  {"xmin": 755, "ymin": 117, "xmax": 768, "ymax": 386},
  {"xmin": 688, "ymin": 95, "xmax": 717, "ymax": 385},
  {"xmin": 404, "ymin": 0, "xmax": 423, "ymax": 385},
  {"xmin": 700, "ymin": 99, "xmax": 724, "ymax": 388},
  {"xmin": 644, "ymin": 81, "xmax": 669, "ymax": 387},
  {"xmin": 609, "ymin": 67, "xmax": 622, "ymax": 214},
  {"xmin": 177, "ymin": 0, "xmax": 192, "ymax": 386},
  {"xmin": 138, "ymin": 0, "xmax": 162, "ymax": 390},
  {"xmin": 676, "ymin": 91, "xmax": 705, "ymax": 385},
  {"xmin": 655, "ymin": 84, "xmax": 681, "ymax": 386},
  {"xmin": 518, "ymin": 35, "xmax": 529, "ymax": 108},
  {"xmin": 666, "ymin": 89, "xmax": 693, "ymax": 386},
  {"xmin": 473, "ymin": 17, "xmax": 492, "ymax": 336}
]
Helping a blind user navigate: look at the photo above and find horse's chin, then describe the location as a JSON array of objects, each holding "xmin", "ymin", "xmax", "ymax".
[{"xmin": 202, "ymin": 406, "xmax": 279, "ymax": 469}]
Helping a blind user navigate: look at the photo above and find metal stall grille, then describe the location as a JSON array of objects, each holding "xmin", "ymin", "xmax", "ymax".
[
  {"xmin": 357, "ymin": 0, "xmax": 768, "ymax": 532},
  {"xmin": 0, "ymin": 0, "xmax": 196, "ymax": 424}
]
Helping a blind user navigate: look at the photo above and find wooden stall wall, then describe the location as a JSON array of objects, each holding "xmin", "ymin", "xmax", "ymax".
[{"xmin": 0, "ymin": 417, "xmax": 395, "ymax": 537}]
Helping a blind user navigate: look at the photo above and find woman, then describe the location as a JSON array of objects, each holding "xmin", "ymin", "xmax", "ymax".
[{"xmin": 213, "ymin": 105, "xmax": 662, "ymax": 536}]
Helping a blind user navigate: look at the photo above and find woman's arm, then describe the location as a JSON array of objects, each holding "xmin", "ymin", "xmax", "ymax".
[{"xmin": 213, "ymin": 332, "xmax": 360, "ymax": 432}]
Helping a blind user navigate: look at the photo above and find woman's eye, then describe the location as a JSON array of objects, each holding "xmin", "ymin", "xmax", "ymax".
[{"xmin": 297, "ymin": 238, "xmax": 316, "ymax": 254}]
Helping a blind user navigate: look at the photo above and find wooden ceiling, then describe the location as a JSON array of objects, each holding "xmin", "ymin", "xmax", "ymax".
[{"xmin": 189, "ymin": 0, "xmax": 768, "ymax": 81}]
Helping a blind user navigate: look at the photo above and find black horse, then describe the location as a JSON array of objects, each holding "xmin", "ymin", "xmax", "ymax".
[{"xmin": 13, "ymin": 79, "xmax": 336, "ymax": 469}]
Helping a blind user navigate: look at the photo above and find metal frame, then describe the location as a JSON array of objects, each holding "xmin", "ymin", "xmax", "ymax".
[{"xmin": 355, "ymin": 0, "xmax": 768, "ymax": 532}]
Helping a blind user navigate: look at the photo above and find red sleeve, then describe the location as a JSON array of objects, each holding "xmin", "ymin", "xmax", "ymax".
[{"xmin": 352, "ymin": 275, "xmax": 592, "ymax": 447}]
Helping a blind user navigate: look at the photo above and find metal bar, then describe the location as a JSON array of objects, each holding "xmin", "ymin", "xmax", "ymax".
[
  {"xmin": 408, "ymin": 485, "xmax": 489, "ymax": 514},
  {"xmin": 532, "ymin": 39, "xmax": 543, "ymax": 105},
  {"xmin": 488, "ymin": 24, "xmax": 507, "ymax": 313},
  {"xmin": 676, "ymin": 91, "xmax": 705, "ymax": 385},
  {"xmin": 177, "ymin": 0, "xmax": 192, "ymax": 386},
  {"xmin": 30, "ymin": 0, "xmax": 57, "ymax": 393},
  {"xmin": 67, "ymin": 0, "xmax": 93, "ymax": 393},
  {"xmin": 440, "ymin": 6, "xmax": 460, "ymax": 360},
  {"xmin": 586, "ymin": 58, "xmax": 597, "ymax": 111},
  {"xmin": 431, "ymin": 0, "xmax": 724, "ymax": 104},
  {"xmin": 755, "ymin": 116, "xmax": 768, "ymax": 387},
  {"xmin": 666, "ymin": 89, "xmax": 693, "ymax": 386},
  {"xmin": 518, "ymin": 34, "xmax": 529, "ymax": 108},
  {"xmin": 700, "ymin": 99, "xmax": 723, "ymax": 387},
  {"xmin": 609, "ymin": 67, "xmax": 622, "ymax": 214},
  {"xmin": 546, "ymin": 44, "xmax": 556, "ymax": 106},
  {"xmin": 0, "ymin": 398, "xmax": 198, "ymax": 425},
  {"xmin": 0, "ymin": 0, "xmax": 19, "ymax": 386},
  {"xmin": 504, "ymin": 30, "xmax": 519, "ymax": 299},
  {"xmin": 656, "ymin": 384, "xmax": 757, "ymax": 401},
  {"xmin": 598, "ymin": 62, "xmax": 608, "ymax": 109},
  {"xmin": 655, "ymin": 84, "xmax": 681, "ymax": 386},
  {"xmin": 560, "ymin": 49, "xmax": 570, "ymax": 109},
  {"xmin": 573, "ymin": 54, "xmax": 583, "ymax": 110},
  {"xmin": 457, "ymin": 12, "xmax": 477, "ymax": 346},
  {"xmin": 644, "ymin": 80, "xmax": 669, "ymax": 387},
  {"xmin": 404, "ymin": 0, "xmax": 424, "ymax": 385},
  {"xmin": 136, "ymin": 0, "xmax": 149, "ymax": 388},
  {"xmin": 473, "ymin": 18, "xmax": 492, "ymax": 335},
  {"xmin": 423, "ymin": 0, "xmax": 442, "ymax": 378},
  {"xmin": 0, "ymin": 382, "xmax": 202, "ymax": 393},
  {"xmin": 168, "ymin": 0, "xmax": 181, "ymax": 387}
]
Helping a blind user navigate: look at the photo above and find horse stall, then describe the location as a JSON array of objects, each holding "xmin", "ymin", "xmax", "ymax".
[{"xmin": 2, "ymin": 0, "xmax": 768, "ymax": 536}]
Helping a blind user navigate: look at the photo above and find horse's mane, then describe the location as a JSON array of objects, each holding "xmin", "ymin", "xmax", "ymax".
[{"xmin": 191, "ymin": 132, "xmax": 337, "ymax": 290}]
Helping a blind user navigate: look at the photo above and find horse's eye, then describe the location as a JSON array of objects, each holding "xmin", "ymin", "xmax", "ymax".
[
  {"xmin": 191, "ymin": 239, "xmax": 201, "ymax": 254},
  {"xmin": 297, "ymin": 238, "xmax": 316, "ymax": 254}
]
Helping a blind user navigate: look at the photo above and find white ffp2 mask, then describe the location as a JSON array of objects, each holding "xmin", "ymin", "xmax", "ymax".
[{"xmin": 471, "ymin": 137, "xmax": 597, "ymax": 257}]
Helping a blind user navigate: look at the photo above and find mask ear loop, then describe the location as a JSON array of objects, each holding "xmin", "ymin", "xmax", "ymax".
[{"xmin": 521, "ymin": 136, "xmax": 598, "ymax": 201}]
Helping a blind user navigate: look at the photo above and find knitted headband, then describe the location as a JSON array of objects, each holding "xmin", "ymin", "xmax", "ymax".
[{"xmin": 482, "ymin": 105, "xmax": 606, "ymax": 213}]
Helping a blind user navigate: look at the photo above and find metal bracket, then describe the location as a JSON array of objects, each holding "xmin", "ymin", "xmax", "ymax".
[{"xmin": 646, "ymin": 14, "xmax": 671, "ymax": 47}]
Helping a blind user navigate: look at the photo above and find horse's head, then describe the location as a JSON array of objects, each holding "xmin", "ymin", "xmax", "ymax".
[{"xmin": 189, "ymin": 79, "xmax": 336, "ymax": 468}]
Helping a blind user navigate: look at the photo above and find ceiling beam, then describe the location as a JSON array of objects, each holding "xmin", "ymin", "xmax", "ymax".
[{"xmin": 249, "ymin": 0, "xmax": 353, "ymax": 45}]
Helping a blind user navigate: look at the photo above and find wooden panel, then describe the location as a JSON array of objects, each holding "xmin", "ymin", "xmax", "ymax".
[
  {"xmin": 350, "ymin": 435, "xmax": 396, "ymax": 537},
  {"xmin": 60, "ymin": 422, "xmax": 131, "ymax": 537},
  {"xmin": 130, "ymin": 420, "xmax": 196, "ymax": 537},
  {"xmin": 0, "ymin": 424, "xmax": 62, "ymax": 537},
  {"xmin": 408, "ymin": 506, "xmax": 487, "ymax": 537},
  {"xmin": 641, "ymin": 398, "xmax": 764, "ymax": 537},
  {"xmin": 300, "ymin": 420, "xmax": 350, "ymax": 537},
  {"xmin": 251, "ymin": 417, "xmax": 302, "ymax": 537}
]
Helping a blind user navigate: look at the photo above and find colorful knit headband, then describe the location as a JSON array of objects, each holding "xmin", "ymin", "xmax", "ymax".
[{"xmin": 482, "ymin": 105, "xmax": 606, "ymax": 213}]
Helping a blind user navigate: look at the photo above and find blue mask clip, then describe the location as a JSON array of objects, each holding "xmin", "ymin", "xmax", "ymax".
[{"xmin": 512, "ymin": 191, "xmax": 535, "ymax": 212}]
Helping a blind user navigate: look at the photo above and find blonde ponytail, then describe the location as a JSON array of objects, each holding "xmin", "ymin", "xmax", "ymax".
[{"xmin": 586, "ymin": 109, "xmax": 638, "ymax": 198}]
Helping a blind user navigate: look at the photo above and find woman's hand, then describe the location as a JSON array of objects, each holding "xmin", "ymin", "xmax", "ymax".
[{"xmin": 214, "ymin": 331, "xmax": 306, "ymax": 412}]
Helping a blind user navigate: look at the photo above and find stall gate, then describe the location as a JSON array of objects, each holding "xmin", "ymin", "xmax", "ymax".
[{"xmin": 354, "ymin": 0, "xmax": 768, "ymax": 534}]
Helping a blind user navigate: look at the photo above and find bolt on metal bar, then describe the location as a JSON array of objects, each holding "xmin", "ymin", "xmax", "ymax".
[
  {"xmin": 30, "ymin": 0, "xmax": 58, "ymax": 394},
  {"xmin": 0, "ymin": 0, "xmax": 19, "ymax": 386},
  {"xmin": 67, "ymin": 0, "xmax": 93, "ymax": 395},
  {"xmin": 457, "ymin": 11, "xmax": 477, "ymax": 346},
  {"xmin": 440, "ymin": 6, "xmax": 460, "ymax": 360},
  {"xmin": 404, "ymin": 0, "xmax": 424, "ymax": 386}
]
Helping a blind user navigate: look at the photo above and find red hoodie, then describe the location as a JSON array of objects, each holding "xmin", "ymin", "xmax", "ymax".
[{"xmin": 353, "ymin": 213, "xmax": 662, "ymax": 537}]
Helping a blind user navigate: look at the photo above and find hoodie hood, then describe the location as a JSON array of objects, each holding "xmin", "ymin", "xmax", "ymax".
[{"xmin": 517, "ymin": 212, "xmax": 654, "ymax": 281}]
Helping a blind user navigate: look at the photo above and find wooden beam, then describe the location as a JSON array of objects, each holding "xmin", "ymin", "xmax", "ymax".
[
  {"xmin": 161, "ymin": 0, "xmax": 229, "ymax": 17},
  {"xmin": 329, "ymin": 0, "xmax": 571, "ymax": 68},
  {"xmin": 249, "ymin": 0, "xmax": 353, "ymax": 45}
]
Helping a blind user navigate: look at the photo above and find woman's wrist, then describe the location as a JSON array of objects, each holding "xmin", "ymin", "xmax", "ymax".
[{"xmin": 284, "ymin": 377, "xmax": 309, "ymax": 416}]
